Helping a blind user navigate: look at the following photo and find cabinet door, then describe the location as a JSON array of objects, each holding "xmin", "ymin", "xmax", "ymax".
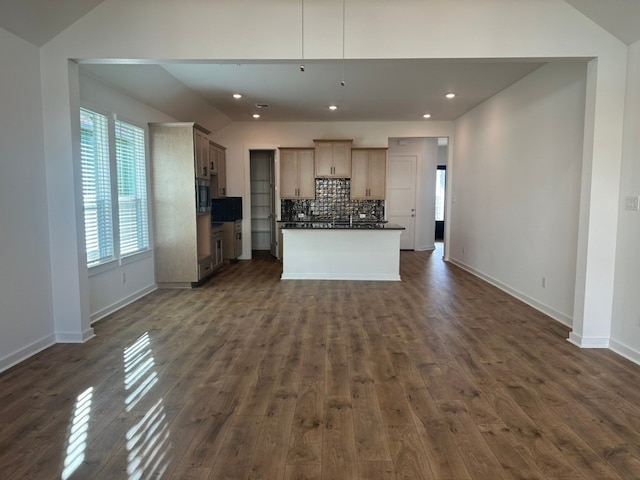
[
  {"xmin": 217, "ymin": 149, "xmax": 227, "ymax": 197},
  {"xmin": 314, "ymin": 142, "xmax": 333, "ymax": 177},
  {"xmin": 367, "ymin": 149, "xmax": 387, "ymax": 199},
  {"xmin": 350, "ymin": 150, "xmax": 369, "ymax": 199},
  {"xmin": 332, "ymin": 142, "xmax": 352, "ymax": 177},
  {"xmin": 297, "ymin": 150, "xmax": 316, "ymax": 198},
  {"xmin": 235, "ymin": 228, "xmax": 243, "ymax": 258},
  {"xmin": 280, "ymin": 150, "xmax": 298, "ymax": 198},
  {"xmin": 209, "ymin": 142, "xmax": 218, "ymax": 175},
  {"xmin": 215, "ymin": 237, "xmax": 223, "ymax": 268},
  {"xmin": 194, "ymin": 130, "xmax": 209, "ymax": 178}
]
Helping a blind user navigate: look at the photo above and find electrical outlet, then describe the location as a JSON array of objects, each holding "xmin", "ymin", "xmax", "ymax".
[{"xmin": 625, "ymin": 196, "xmax": 640, "ymax": 211}]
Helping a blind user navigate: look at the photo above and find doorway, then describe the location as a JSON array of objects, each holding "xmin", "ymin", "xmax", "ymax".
[
  {"xmin": 435, "ymin": 165, "xmax": 446, "ymax": 241},
  {"xmin": 249, "ymin": 150, "xmax": 277, "ymax": 256}
]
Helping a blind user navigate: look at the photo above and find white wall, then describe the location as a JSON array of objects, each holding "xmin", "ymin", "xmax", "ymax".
[
  {"xmin": 611, "ymin": 39, "xmax": 640, "ymax": 363},
  {"xmin": 437, "ymin": 145, "xmax": 448, "ymax": 167},
  {"xmin": 450, "ymin": 62, "xmax": 587, "ymax": 325},
  {"xmin": 212, "ymin": 122, "xmax": 453, "ymax": 258},
  {"xmin": 0, "ymin": 28, "xmax": 55, "ymax": 371},
  {"xmin": 79, "ymin": 72, "xmax": 175, "ymax": 322}
]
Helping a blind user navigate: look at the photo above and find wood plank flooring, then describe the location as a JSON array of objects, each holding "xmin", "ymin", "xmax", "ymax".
[{"xmin": 3, "ymin": 247, "xmax": 640, "ymax": 479}]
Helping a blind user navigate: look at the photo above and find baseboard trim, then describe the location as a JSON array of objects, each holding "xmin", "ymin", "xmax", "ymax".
[
  {"xmin": 281, "ymin": 273, "xmax": 401, "ymax": 281},
  {"xmin": 55, "ymin": 327, "xmax": 95, "ymax": 343},
  {"xmin": 91, "ymin": 284, "xmax": 157, "ymax": 324},
  {"xmin": 609, "ymin": 339, "xmax": 640, "ymax": 365},
  {"xmin": 447, "ymin": 258, "xmax": 573, "ymax": 328},
  {"xmin": 0, "ymin": 333, "xmax": 57, "ymax": 373},
  {"xmin": 415, "ymin": 245, "xmax": 436, "ymax": 252},
  {"xmin": 567, "ymin": 331, "xmax": 610, "ymax": 348}
]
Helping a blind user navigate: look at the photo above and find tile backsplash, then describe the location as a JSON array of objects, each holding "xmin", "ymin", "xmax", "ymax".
[{"xmin": 282, "ymin": 178, "xmax": 384, "ymax": 221}]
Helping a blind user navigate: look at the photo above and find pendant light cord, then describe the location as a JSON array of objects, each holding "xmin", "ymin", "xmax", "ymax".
[
  {"xmin": 300, "ymin": 0, "xmax": 304, "ymax": 72},
  {"xmin": 341, "ymin": 0, "xmax": 346, "ymax": 86}
]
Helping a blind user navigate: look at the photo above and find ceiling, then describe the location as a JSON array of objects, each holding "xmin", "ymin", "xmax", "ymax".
[
  {"xmin": 81, "ymin": 60, "xmax": 546, "ymax": 122},
  {"xmin": 1, "ymin": 0, "xmax": 639, "ymax": 123}
]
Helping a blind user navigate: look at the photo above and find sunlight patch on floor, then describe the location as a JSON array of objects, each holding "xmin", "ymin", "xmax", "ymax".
[
  {"xmin": 123, "ymin": 332, "xmax": 172, "ymax": 479},
  {"xmin": 61, "ymin": 386, "xmax": 93, "ymax": 480}
]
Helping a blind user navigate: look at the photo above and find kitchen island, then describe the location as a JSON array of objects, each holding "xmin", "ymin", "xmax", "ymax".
[{"xmin": 280, "ymin": 222, "xmax": 405, "ymax": 281}]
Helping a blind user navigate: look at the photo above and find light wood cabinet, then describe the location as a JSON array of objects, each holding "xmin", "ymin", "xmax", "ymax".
[
  {"xmin": 210, "ymin": 141, "xmax": 227, "ymax": 198},
  {"xmin": 222, "ymin": 220, "xmax": 242, "ymax": 260},
  {"xmin": 149, "ymin": 122, "xmax": 213, "ymax": 287},
  {"xmin": 351, "ymin": 148, "xmax": 387, "ymax": 199},
  {"xmin": 208, "ymin": 141, "xmax": 218, "ymax": 176},
  {"xmin": 279, "ymin": 148, "xmax": 315, "ymax": 199},
  {"xmin": 314, "ymin": 140, "xmax": 352, "ymax": 178},
  {"xmin": 211, "ymin": 225, "xmax": 224, "ymax": 271},
  {"xmin": 194, "ymin": 129, "xmax": 210, "ymax": 179}
]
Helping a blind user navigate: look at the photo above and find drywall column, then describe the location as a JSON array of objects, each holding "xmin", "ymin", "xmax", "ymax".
[
  {"xmin": 41, "ymin": 58, "xmax": 94, "ymax": 343},
  {"xmin": 569, "ymin": 56, "xmax": 627, "ymax": 348}
]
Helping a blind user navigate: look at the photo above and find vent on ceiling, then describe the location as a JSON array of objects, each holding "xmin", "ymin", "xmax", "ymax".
[{"xmin": 255, "ymin": 103, "xmax": 270, "ymax": 109}]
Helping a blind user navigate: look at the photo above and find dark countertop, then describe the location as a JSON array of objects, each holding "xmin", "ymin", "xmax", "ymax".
[{"xmin": 279, "ymin": 221, "xmax": 405, "ymax": 230}]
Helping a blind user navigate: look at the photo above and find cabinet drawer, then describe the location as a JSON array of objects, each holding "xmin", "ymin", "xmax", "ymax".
[{"xmin": 198, "ymin": 258, "xmax": 213, "ymax": 280}]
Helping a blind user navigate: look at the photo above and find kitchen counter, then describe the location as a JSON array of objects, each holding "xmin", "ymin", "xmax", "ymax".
[
  {"xmin": 279, "ymin": 221, "xmax": 404, "ymax": 281},
  {"xmin": 279, "ymin": 221, "xmax": 404, "ymax": 230}
]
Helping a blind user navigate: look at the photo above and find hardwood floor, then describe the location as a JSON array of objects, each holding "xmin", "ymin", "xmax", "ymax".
[{"xmin": 2, "ymin": 247, "xmax": 640, "ymax": 479}]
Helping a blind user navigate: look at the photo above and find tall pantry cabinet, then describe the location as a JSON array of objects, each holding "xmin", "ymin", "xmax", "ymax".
[{"xmin": 149, "ymin": 122, "xmax": 213, "ymax": 288}]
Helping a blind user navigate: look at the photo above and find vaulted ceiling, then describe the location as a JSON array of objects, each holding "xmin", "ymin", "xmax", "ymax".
[{"xmin": 1, "ymin": 0, "xmax": 638, "ymax": 123}]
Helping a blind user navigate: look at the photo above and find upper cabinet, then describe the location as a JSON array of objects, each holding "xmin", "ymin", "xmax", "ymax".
[
  {"xmin": 314, "ymin": 139, "xmax": 352, "ymax": 178},
  {"xmin": 208, "ymin": 141, "xmax": 218, "ymax": 176},
  {"xmin": 194, "ymin": 128, "xmax": 210, "ymax": 179},
  {"xmin": 279, "ymin": 148, "xmax": 315, "ymax": 199},
  {"xmin": 351, "ymin": 148, "xmax": 387, "ymax": 200},
  {"xmin": 210, "ymin": 141, "xmax": 227, "ymax": 198}
]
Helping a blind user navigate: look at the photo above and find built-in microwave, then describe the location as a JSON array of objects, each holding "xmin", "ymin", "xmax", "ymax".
[{"xmin": 196, "ymin": 180, "xmax": 211, "ymax": 213}]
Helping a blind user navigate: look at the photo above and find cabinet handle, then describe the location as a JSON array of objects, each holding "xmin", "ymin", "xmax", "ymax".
[{"xmin": 203, "ymin": 166, "xmax": 207, "ymax": 176}]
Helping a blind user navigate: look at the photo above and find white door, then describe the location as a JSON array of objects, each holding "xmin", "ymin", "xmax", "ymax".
[{"xmin": 386, "ymin": 155, "xmax": 417, "ymax": 250}]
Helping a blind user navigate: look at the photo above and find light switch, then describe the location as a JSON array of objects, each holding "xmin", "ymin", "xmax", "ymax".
[{"xmin": 625, "ymin": 196, "xmax": 640, "ymax": 211}]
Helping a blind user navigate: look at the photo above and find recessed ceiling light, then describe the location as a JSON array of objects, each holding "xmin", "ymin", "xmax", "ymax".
[
  {"xmin": 446, "ymin": 93, "xmax": 456, "ymax": 99},
  {"xmin": 329, "ymin": 105, "xmax": 338, "ymax": 110},
  {"xmin": 423, "ymin": 113, "xmax": 432, "ymax": 119},
  {"xmin": 252, "ymin": 114, "xmax": 260, "ymax": 119},
  {"xmin": 232, "ymin": 93, "xmax": 242, "ymax": 99}
]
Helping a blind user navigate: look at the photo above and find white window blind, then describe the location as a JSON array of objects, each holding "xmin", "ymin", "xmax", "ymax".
[
  {"xmin": 80, "ymin": 108, "xmax": 114, "ymax": 265},
  {"xmin": 115, "ymin": 120, "xmax": 149, "ymax": 257}
]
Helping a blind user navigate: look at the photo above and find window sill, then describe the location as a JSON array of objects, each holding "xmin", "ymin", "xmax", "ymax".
[
  {"xmin": 120, "ymin": 249, "xmax": 152, "ymax": 266},
  {"xmin": 88, "ymin": 258, "xmax": 118, "ymax": 277},
  {"xmin": 87, "ymin": 250, "xmax": 152, "ymax": 277}
]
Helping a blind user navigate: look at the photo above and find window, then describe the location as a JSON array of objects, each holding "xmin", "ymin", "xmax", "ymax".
[
  {"xmin": 79, "ymin": 108, "xmax": 150, "ymax": 267},
  {"xmin": 80, "ymin": 108, "xmax": 113, "ymax": 265},
  {"xmin": 115, "ymin": 121, "xmax": 149, "ymax": 256}
]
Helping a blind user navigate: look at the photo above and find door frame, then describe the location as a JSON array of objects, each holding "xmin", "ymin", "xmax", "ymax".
[
  {"xmin": 386, "ymin": 154, "xmax": 418, "ymax": 250},
  {"xmin": 243, "ymin": 144, "xmax": 280, "ymax": 260}
]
